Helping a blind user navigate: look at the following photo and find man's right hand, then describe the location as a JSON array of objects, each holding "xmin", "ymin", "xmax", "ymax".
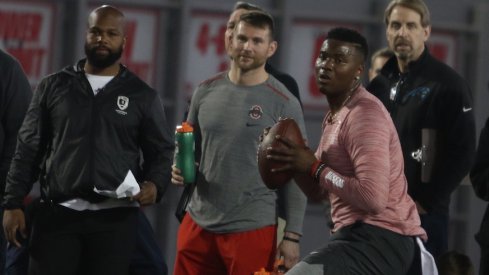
[
  {"xmin": 171, "ymin": 164, "xmax": 184, "ymax": 186},
  {"xmin": 3, "ymin": 209, "xmax": 27, "ymax": 248}
]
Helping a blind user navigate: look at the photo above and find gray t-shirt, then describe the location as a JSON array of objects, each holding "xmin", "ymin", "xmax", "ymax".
[{"xmin": 187, "ymin": 72, "xmax": 307, "ymax": 233}]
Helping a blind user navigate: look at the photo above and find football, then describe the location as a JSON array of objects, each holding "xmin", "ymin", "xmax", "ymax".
[{"xmin": 257, "ymin": 118, "xmax": 305, "ymax": 189}]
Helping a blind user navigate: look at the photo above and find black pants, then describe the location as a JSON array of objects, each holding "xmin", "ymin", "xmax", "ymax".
[
  {"xmin": 6, "ymin": 198, "xmax": 166, "ymax": 275},
  {"xmin": 480, "ymin": 246, "xmax": 488, "ymax": 275},
  {"xmin": 476, "ymin": 217, "xmax": 489, "ymax": 275},
  {"xmin": 419, "ymin": 212, "xmax": 448, "ymax": 259},
  {"xmin": 28, "ymin": 203, "xmax": 138, "ymax": 275},
  {"xmin": 129, "ymin": 211, "xmax": 167, "ymax": 275},
  {"xmin": 287, "ymin": 222, "xmax": 416, "ymax": 275},
  {"xmin": 0, "ymin": 208, "xmax": 6, "ymax": 273}
]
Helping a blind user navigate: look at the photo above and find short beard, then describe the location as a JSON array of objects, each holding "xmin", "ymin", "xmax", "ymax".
[
  {"xmin": 236, "ymin": 55, "xmax": 265, "ymax": 72},
  {"xmin": 396, "ymin": 52, "xmax": 410, "ymax": 62},
  {"xmin": 84, "ymin": 43, "xmax": 123, "ymax": 69}
]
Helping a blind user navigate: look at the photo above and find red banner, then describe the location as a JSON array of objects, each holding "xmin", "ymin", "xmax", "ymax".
[
  {"xmin": 119, "ymin": 7, "xmax": 159, "ymax": 87},
  {"xmin": 0, "ymin": 1, "xmax": 55, "ymax": 87},
  {"xmin": 427, "ymin": 31, "xmax": 457, "ymax": 70},
  {"xmin": 184, "ymin": 11, "xmax": 228, "ymax": 98}
]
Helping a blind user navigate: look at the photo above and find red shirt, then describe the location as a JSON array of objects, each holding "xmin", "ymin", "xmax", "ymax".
[{"xmin": 315, "ymin": 86, "xmax": 427, "ymax": 240}]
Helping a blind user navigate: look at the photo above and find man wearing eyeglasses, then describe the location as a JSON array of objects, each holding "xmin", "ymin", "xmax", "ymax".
[{"xmin": 367, "ymin": 0, "xmax": 476, "ymax": 258}]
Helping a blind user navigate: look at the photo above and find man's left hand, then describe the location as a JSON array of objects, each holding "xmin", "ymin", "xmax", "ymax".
[
  {"xmin": 267, "ymin": 136, "xmax": 316, "ymax": 174},
  {"xmin": 131, "ymin": 181, "xmax": 157, "ymax": 205},
  {"xmin": 277, "ymin": 232, "xmax": 301, "ymax": 270}
]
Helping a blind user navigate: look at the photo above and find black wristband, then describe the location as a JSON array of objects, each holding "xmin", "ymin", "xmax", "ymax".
[
  {"xmin": 283, "ymin": 236, "xmax": 300, "ymax": 243},
  {"xmin": 314, "ymin": 162, "xmax": 327, "ymax": 181}
]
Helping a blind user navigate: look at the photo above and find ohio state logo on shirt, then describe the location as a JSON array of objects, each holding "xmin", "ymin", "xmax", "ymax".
[{"xmin": 248, "ymin": 105, "xmax": 263, "ymax": 120}]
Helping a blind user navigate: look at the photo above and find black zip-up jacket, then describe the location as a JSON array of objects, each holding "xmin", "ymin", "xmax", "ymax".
[
  {"xmin": 3, "ymin": 59, "xmax": 175, "ymax": 209},
  {"xmin": 367, "ymin": 48, "xmax": 476, "ymax": 215},
  {"xmin": 470, "ymin": 117, "xmax": 489, "ymax": 248},
  {"xmin": 0, "ymin": 50, "xmax": 32, "ymax": 199}
]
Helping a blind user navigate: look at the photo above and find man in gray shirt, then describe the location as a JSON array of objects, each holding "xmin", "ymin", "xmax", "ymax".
[{"xmin": 171, "ymin": 11, "xmax": 307, "ymax": 274}]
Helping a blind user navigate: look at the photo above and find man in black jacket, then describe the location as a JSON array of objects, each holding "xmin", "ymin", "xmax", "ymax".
[
  {"xmin": 0, "ymin": 49, "xmax": 32, "ymax": 274},
  {"xmin": 470, "ymin": 117, "xmax": 489, "ymax": 275},
  {"xmin": 367, "ymin": 0, "xmax": 476, "ymax": 258},
  {"xmin": 2, "ymin": 5, "xmax": 174, "ymax": 275}
]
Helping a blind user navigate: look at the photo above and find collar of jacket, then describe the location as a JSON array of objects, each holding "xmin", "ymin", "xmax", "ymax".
[
  {"xmin": 381, "ymin": 46, "xmax": 431, "ymax": 80},
  {"xmin": 63, "ymin": 58, "xmax": 129, "ymax": 78}
]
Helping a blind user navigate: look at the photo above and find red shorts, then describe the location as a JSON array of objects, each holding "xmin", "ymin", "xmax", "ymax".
[{"xmin": 173, "ymin": 214, "xmax": 277, "ymax": 275}]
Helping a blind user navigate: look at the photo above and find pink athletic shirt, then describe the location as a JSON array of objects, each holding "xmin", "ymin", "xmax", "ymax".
[{"xmin": 314, "ymin": 86, "xmax": 427, "ymax": 240}]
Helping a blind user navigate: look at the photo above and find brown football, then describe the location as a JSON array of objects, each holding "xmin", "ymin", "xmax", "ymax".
[{"xmin": 257, "ymin": 118, "xmax": 305, "ymax": 189}]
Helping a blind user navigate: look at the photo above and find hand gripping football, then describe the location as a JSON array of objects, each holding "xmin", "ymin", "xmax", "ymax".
[{"xmin": 257, "ymin": 118, "xmax": 305, "ymax": 189}]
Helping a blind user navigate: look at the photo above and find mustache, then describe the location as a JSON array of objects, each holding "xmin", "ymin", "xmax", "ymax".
[
  {"xmin": 394, "ymin": 38, "xmax": 411, "ymax": 45},
  {"xmin": 91, "ymin": 45, "xmax": 111, "ymax": 52},
  {"xmin": 238, "ymin": 52, "xmax": 253, "ymax": 59}
]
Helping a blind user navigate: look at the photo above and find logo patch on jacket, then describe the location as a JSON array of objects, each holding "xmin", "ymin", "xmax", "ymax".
[
  {"xmin": 404, "ymin": 87, "xmax": 431, "ymax": 102},
  {"xmin": 116, "ymin": 96, "xmax": 129, "ymax": 115},
  {"xmin": 248, "ymin": 105, "xmax": 263, "ymax": 120}
]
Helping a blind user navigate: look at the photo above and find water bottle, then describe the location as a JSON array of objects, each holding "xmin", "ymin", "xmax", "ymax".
[{"xmin": 175, "ymin": 122, "xmax": 196, "ymax": 184}]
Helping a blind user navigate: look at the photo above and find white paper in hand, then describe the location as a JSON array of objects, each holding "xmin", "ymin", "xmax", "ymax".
[{"xmin": 93, "ymin": 170, "xmax": 140, "ymax": 199}]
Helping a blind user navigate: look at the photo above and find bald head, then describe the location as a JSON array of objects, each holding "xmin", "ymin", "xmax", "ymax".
[{"xmin": 88, "ymin": 5, "xmax": 126, "ymax": 34}]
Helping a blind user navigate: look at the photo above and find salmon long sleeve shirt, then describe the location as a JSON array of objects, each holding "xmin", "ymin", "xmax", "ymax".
[{"xmin": 313, "ymin": 86, "xmax": 427, "ymax": 240}]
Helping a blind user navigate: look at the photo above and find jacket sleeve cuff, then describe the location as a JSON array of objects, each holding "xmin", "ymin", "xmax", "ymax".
[{"xmin": 2, "ymin": 200, "xmax": 24, "ymax": 210}]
